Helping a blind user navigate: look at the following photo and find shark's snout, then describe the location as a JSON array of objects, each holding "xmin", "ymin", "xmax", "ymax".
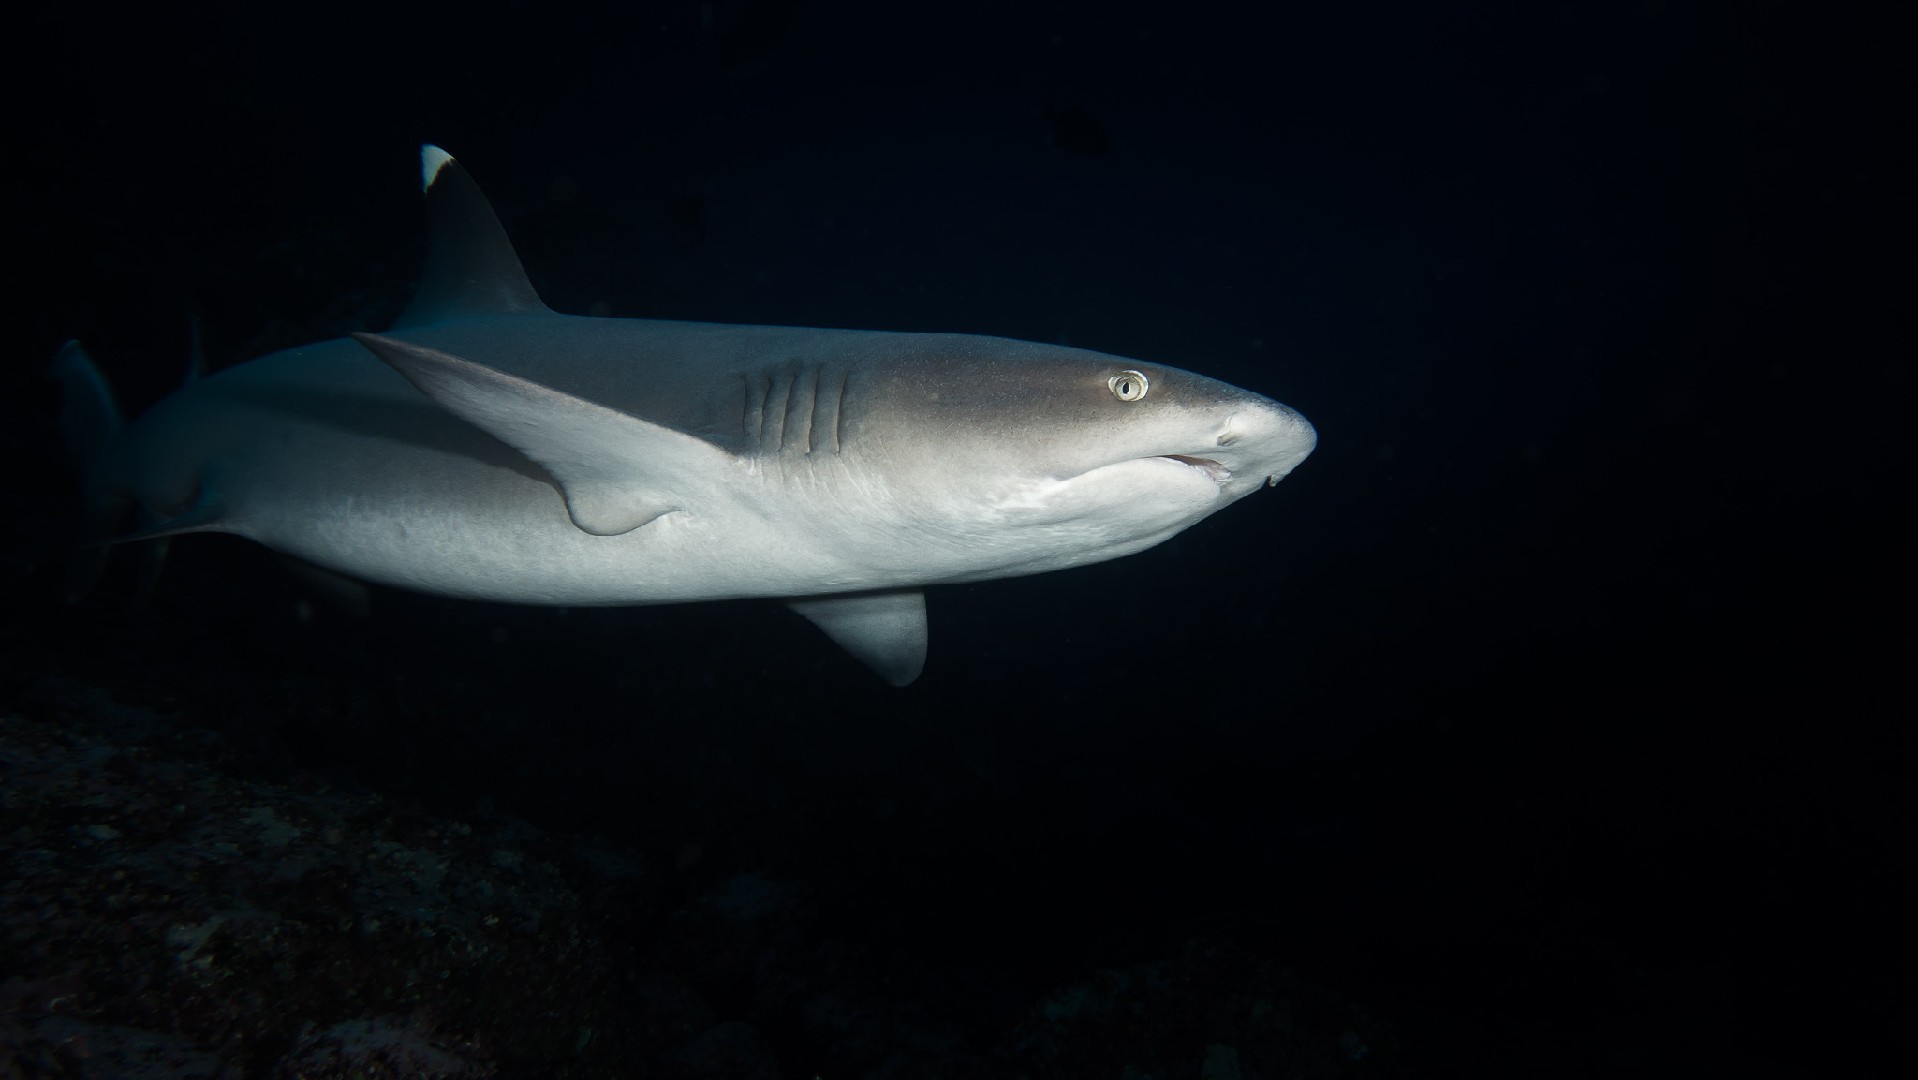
[{"xmin": 1212, "ymin": 401, "xmax": 1317, "ymax": 490}]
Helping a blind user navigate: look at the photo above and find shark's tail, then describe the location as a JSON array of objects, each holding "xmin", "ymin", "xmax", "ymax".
[
  {"xmin": 49, "ymin": 340, "xmax": 122, "ymax": 476},
  {"xmin": 50, "ymin": 334, "xmax": 217, "ymax": 601},
  {"xmin": 48, "ymin": 340, "xmax": 134, "ymax": 600}
]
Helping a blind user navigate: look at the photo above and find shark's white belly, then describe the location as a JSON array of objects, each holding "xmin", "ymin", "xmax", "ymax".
[{"xmin": 250, "ymin": 464, "xmax": 880, "ymax": 606}]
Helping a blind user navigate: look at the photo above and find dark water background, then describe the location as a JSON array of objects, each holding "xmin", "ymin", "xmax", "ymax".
[{"xmin": 3, "ymin": 2, "xmax": 1908, "ymax": 1075}]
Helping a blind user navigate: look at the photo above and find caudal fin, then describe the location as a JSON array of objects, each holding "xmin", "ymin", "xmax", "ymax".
[
  {"xmin": 48, "ymin": 340, "xmax": 130, "ymax": 600},
  {"xmin": 49, "ymin": 340, "xmax": 122, "ymax": 475}
]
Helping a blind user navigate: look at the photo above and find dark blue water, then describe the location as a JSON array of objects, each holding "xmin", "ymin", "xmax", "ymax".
[{"xmin": 3, "ymin": 2, "xmax": 1906, "ymax": 1076}]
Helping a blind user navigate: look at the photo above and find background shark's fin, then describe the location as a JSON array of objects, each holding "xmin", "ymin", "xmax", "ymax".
[
  {"xmin": 393, "ymin": 144, "xmax": 552, "ymax": 329},
  {"xmin": 788, "ymin": 589, "xmax": 929, "ymax": 686},
  {"xmin": 352, "ymin": 333, "xmax": 735, "ymax": 536}
]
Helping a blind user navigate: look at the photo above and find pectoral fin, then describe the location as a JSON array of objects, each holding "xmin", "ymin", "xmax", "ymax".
[{"xmin": 352, "ymin": 332, "xmax": 736, "ymax": 536}]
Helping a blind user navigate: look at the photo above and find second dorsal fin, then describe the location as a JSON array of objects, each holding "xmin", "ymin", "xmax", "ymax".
[{"xmin": 394, "ymin": 145, "xmax": 551, "ymax": 329}]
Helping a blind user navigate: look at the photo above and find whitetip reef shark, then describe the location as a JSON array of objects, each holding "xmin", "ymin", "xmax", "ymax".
[{"xmin": 53, "ymin": 146, "xmax": 1316, "ymax": 685}]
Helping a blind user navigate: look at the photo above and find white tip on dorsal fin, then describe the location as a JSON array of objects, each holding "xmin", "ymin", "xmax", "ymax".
[
  {"xmin": 393, "ymin": 144, "xmax": 552, "ymax": 329},
  {"xmin": 420, "ymin": 144, "xmax": 455, "ymax": 192}
]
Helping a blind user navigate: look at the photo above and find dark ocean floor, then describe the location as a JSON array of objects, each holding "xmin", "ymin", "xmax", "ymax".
[
  {"xmin": 7, "ymin": 526, "xmax": 1896, "ymax": 1078},
  {"xmin": 4, "ymin": 673, "xmax": 1398, "ymax": 1080}
]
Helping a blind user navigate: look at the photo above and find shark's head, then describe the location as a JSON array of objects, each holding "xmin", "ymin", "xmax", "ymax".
[{"xmin": 842, "ymin": 334, "xmax": 1317, "ymax": 581}]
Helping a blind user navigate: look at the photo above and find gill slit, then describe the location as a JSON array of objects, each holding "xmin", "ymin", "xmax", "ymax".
[
  {"xmin": 783, "ymin": 363, "xmax": 815, "ymax": 455},
  {"xmin": 741, "ymin": 373, "xmax": 764, "ymax": 446},
  {"xmin": 830, "ymin": 367, "xmax": 848, "ymax": 454},
  {"xmin": 768, "ymin": 371, "xmax": 790, "ymax": 450},
  {"xmin": 744, "ymin": 364, "xmax": 847, "ymax": 457}
]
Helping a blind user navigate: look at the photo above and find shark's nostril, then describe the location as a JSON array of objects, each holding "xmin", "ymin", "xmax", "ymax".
[{"xmin": 1216, "ymin": 412, "xmax": 1244, "ymax": 447}]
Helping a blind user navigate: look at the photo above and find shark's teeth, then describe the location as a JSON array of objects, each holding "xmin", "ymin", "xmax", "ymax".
[{"xmin": 1161, "ymin": 455, "xmax": 1231, "ymax": 482}]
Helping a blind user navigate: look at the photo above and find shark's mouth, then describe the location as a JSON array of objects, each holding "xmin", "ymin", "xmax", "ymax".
[{"xmin": 1159, "ymin": 454, "xmax": 1232, "ymax": 482}]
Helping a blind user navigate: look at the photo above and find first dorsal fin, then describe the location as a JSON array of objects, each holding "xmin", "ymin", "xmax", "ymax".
[{"xmin": 393, "ymin": 145, "xmax": 552, "ymax": 329}]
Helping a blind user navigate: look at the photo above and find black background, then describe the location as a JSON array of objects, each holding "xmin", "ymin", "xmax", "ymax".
[{"xmin": 3, "ymin": 1, "xmax": 1910, "ymax": 1074}]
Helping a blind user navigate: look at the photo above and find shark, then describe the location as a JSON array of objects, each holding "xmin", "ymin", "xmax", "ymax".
[{"xmin": 53, "ymin": 145, "xmax": 1316, "ymax": 685}]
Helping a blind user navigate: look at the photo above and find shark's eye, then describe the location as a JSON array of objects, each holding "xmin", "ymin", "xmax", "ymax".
[{"xmin": 1108, "ymin": 370, "xmax": 1150, "ymax": 402}]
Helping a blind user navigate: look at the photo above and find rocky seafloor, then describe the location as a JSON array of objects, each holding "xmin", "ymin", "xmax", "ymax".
[{"xmin": 2, "ymin": 674, "xmax": 1396, "ymax": 1079}]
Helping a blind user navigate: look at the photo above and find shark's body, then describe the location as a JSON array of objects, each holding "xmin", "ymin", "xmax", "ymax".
[{"xmin": 58, "ymin": 147, "xmax": 1316, "ymax": 684}]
